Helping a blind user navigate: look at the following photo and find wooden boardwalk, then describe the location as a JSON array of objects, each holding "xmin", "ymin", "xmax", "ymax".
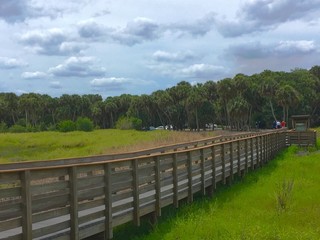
[{"xmin": 0, "ymin": 130, "xmax": 315, "ymax": 239}]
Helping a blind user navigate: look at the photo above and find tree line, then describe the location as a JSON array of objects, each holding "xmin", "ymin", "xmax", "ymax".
[{"xmin": 1, "ymin": 66, "xmax": 320, "ymax": 132}]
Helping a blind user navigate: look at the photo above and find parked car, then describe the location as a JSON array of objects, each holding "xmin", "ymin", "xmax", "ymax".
[{"xmin": 155, "ymin": 126, "xmax": 164, "ymax": 130}]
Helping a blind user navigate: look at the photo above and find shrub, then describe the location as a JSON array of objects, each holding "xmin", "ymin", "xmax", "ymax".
[
  {"xmin": 116, "ymin": 117, "xmax": 142, "ymax": 130},
  {"xmin": 76, "ymin": 117, "xmax": 94, "ymax": 132},
  {"xmin": 57, "ymin": 120, "xmax": 76, "ymax": 132},
  {"xmin": 9, "ymin": 124, "xmax": 27, "ymax": 133},
  {"xmin": 0, "ymin": 121, "xmax": 8, "ymax": 133}
]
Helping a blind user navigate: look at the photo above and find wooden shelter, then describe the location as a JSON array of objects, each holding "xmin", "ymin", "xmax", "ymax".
[{"xmin": 291, "ymin": 115, "xmax": 310, "ymax": 131}]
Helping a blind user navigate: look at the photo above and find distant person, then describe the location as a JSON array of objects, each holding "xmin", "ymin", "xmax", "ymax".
[
  {"xmin": 276, "ymin": 120, "xmax": 281, "ymax": 129},
  {"xmin": 272, "ymin": 120, "xmax": 277, "ymax": 129},
  {"xmin": 281, "ymin": 120, "xmax": 286, "ymax": 128}
]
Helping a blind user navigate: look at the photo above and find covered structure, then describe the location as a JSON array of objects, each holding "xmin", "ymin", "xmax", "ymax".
[
  {"xmin": 287, "ymin": 115, "xmax": 316, "ymax": 146},
  {"xmin": 291, "ymin": 115, "xmax": 311, "ymax": 131}
]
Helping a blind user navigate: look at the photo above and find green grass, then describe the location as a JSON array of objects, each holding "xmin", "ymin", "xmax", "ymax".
[
  {"xmin": 0, "ymin": 129, "xmax": 214, "ymax": 163},
  {"xmin": 0, "ymin": 130, "xmax": 166, "ymax": 163},
  {"xmin": 112, "ymin": 139, "xmax": 320, "ymax": 240}
]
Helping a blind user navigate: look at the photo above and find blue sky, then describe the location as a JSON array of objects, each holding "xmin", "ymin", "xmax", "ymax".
[{"xmin": 0, "ymin": 0, "xmax": 319, "ymax": 98}]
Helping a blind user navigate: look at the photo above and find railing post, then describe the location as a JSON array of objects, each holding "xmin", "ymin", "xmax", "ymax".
[
  {"xmin": 208, "ymin": 146, "xmax": 216, "ymax": 197},
  {"xmin": 21, "ymin": 170, "xmax": 32, "ymax": 240},
  {"xmin": 154, "ymin": 156, "xmax": 161, "ymax": 217},
  {"xmin": 259, "ymin": 136, "xmax": 262, "ymax": 166},
  {"xmin": 173, "ymin": 153, "xmax": 179, "ymax": 208},
  {"xmin": 245, "ymin": 139, "xmax": 248, "ymax": 173},
  {"xmin": 237, "ymin": 140, "xmax": 241, "ymax": 177},
  {"xmin": 187, "ymin": 151, "xmax": 193, "ymax": 203},
  {"xmin": 256, "ymin": 137, "xmax": 260, "ymax": 168},
  {"xmin": 133, "ymin": 159, "xmax": 140, "ymax": 226},
  {"xmin": 250, "ymin": 138, "xmax": 254, "ymax": 170},
  {"xmin": 221, "ymin": 144, "xmax": 226, "ymax": 184},
  {"xmin": 69, "ymin": 166, "xmax": 79, "ymax": 240},
  {"xmin": 200, "ymin": 149, "xmax": 206, "ymax": 196},
  {"xmin": 229, "ymin": 142, "xmax": 234, "ymax": 184},
  {"xmin": 104, "ymin": 163, "xmax": 113, "ymax": 240}
]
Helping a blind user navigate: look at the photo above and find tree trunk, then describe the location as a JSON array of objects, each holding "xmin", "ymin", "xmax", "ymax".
[{"xmin": 269, "ymin": 99, "xmax": 277, "ymax": 121}]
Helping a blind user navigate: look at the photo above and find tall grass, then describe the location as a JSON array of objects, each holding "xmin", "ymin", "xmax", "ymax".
[
  {"xmin": 0, "ymin": 129, "xmax": 215, "ymax": 163},
  {"xmin": 112, "ymin": 138, "xmax": 320, "ymax": 240}
]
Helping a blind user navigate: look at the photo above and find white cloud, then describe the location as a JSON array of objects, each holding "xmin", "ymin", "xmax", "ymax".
[
  {"xmin": 49, "ymin": 56, "xmax": 106, "ymax": 78},
  {"xmin": 110, "ymin": 17, "xmax": 160, "ymax": 45},
  {"xmin": 78, "ymin": 19, "xmax": 108, "ymax": 40},
  {"xmin": 167, "ymin": 12, "xmax": 216, "ymax": 37},
  {"xmin": 275, "ymin": 40, "xmax": 316, "ymax": 54},
  {"xmin": 180, "ymin": 64, "xmax": 227, "ymax": 79},
  {"xmin": 215, "ymin": 0, "xmax": 320, "ymax": 37},
  {"xmin": 227, "ymin": 40, "xmax": 317, "ymax": 60},
  {"xmin": 152, "ymin": 50, "xmax": 198, "ymax": 63},
  {"xmin": 0, "ymin": 57, "xmax": 27, "ymax": 69},
  {"xmin": 49, "ymin": 81, "xmax": 62, "ymax": 89},
  {"xmin": 19, "ymin": 28, "xmax": 85, "ymax": 55},
  {"xmin": 21, "ymin": 71, "xmax": 47, "ymax": 79},
  {"xmin": 0, "ymin": 0, "xmax": 62, "ymax": 23},
  {"xmin": 90, "ymin": 77, "xmax": 130, "ymax": 91}
]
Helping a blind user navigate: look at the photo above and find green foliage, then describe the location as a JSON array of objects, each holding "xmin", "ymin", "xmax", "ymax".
[
  {"xmin": 76, "ymin": 117, "xmax": 94, "ymax": 132},
  {"xmin": 275, "ymin": 179, "xmax": 294, "ymax": 212},
  {"xmin": 116, "ymin": 117, "xmax": 142, "ymax": 130},
  {"xmin": 0, "ymin": 121, "xmax": 8, "ymax": 133},
  {"xmin": 57, "ymin": 120, "xmax": 76, "ymax": 132},
  {"xmin": 9, "ymin": 124, "xmax": 27, "ymax": 133}
]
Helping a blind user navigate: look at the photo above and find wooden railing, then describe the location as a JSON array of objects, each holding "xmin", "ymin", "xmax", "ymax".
[
  {"xmin": 0, "ymin": 132, "xmax": 266, "ymax": 171},
  {"xmin": 0, "ymin": 131, "xmax": 288, "ymax": 240},
  {"xmin": 286, "ymin": 130, "xmax": 317, "ymax": 147}
]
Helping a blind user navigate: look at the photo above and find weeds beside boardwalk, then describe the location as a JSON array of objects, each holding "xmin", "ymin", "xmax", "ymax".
[
  {"xmin": 0, "ymin": 129, "xmax": 215, "ymax": 163},
  {"xmin": 114, "ymin": 141, "xmax": 320, "ymax": 240}
]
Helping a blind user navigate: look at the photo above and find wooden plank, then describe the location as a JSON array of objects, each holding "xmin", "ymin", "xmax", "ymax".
[
  {"xmin": 0, "ymin": 202, "xmax": 21, "ymax": 221},
  {"xmin": 33, "ymin": 206, "xmax": 69, "ymax": 224},
  {"xmin": 32, "ymin": 219, "xmax": 70, "ymax": 239},
  {"xmin": 0, "ymin": 172, "xmax": 20, "ymax": 184},
  {"xmin": 30, "ymin": 168, "xmax": 68, "ymax": 181},
  {"xmin": 32, "ymin": 192, "xmax": 69, "ymax": 213},
  {"xmin": 31, "ymin": 180, "xmax": 68, "ymax": 196},
  {"xmin": 21, "ymin": 170, "xmax": 32, "ymax": 240},
  {"xmin": 69, "ymin": 166, "xmax": 79, "ymax": 240},
  {"xmin": 0, "ymin": 217, "xmax": 21, "ymax": 232},
  {"xmin": 0, "ymin": 187, "xmax": 21, "ymax": 199},
  {"xmin": 77, "ymin": 175, "xmax": 104, "ymax": 191}
]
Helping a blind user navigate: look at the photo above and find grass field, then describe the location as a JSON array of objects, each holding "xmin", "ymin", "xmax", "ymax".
[
  {"xmin": 112, "ymin": 137, "xmax": 320, "ymax": 240},
  {"xmin": 0, "ymin": 129, "xmax": 215, "ymax": 163}
]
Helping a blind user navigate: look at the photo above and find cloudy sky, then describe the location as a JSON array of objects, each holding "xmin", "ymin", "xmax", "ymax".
[{"xmin": 0, "ymin": 0, "xmax": 320, "ymax": 98}]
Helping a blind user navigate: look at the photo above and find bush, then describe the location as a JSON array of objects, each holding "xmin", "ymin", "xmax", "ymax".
[
  {"xmin": 9, "ymin": 124, "xmax": 27, "ymax": 133},
  {"xmin": 57, "ymin": 120, "xmax": 76, "ymax": 132},
  {"xmin": 76, "ymin": 117, "xmax": 94, "ymax": 132},
  {"xmin": 0, "ymin": 121, "xmax": 8, "ymax": 133},
  {"xmin": 116, "ymin": 117, "xmax": 142, "ymax": 130}
]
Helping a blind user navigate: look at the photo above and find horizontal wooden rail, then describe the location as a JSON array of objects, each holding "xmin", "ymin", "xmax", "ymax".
[{"xmin": 0, "ymin": 130, "xmax": 307, "ymax": 240}]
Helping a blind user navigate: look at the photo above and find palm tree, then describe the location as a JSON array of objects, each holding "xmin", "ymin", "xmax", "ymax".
[{"xmin": 276, "ymin": 85, "xmax": 301, "ymax": 123}]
